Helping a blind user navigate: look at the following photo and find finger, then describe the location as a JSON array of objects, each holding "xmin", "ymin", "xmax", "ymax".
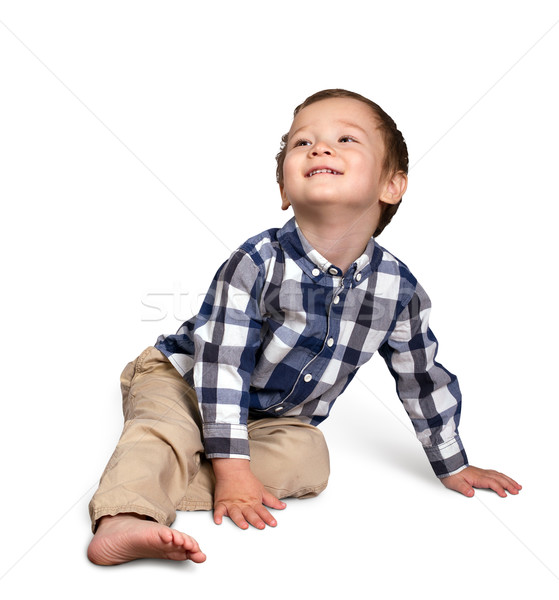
[
  {"xmin": 507, "ymin": 482, "xmax": 522, "ymax": 494},
  {"xmin": 476, "ymin": 471, "xmax": 520, "ymax": 497},
  {"xmin": 493, "ymin": 475, "xmax": 521, "ymax": 495},
  {"xmin": 474, "ymin": 476, "xmax": 507, "ymax": 498},
  {"xmin": 498, "ymin": 474, "xmax": 523, "ymax": 495},
  {"xmin": 227, "ymin": 505, "xmax": 250, "ymax": 530},
  {"xmin": 487, "ymin": 481, "xmax": 508, "ymax": 498},
  {"xmin": 262, "ymin": 489, "xmax": 286, "ymax": 510},
  {"xmin": 253, "ymin": 504, "xmax": 278, "ymax": 527},
  {"xmin": 443, "ymin": 477, "xmax": 475, "ymax": 497},
  {"xmin": 240, "ymin": 506, "xmax": 268, "ymax": 530},
  {"xmin": 456, "ymin": 481, "xmax": 475, "ymax": 497},
  {"xmin": 213, "ymin": 502, "xmax": 227, "ymax": 525},
  {"xmin": 502, "ymin": 474, "xmax": 522, "ymax": 491}
]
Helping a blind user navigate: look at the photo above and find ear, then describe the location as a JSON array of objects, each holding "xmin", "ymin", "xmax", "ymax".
[
  {"xmin": 379, "ymin": 171, "xmax": 408, "ymax": 205},
  {"xmin": 280, "ymin": 185, "xmax": 291, "ymax": 211}
]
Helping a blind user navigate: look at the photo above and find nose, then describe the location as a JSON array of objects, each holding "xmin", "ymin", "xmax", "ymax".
[{"xmin": 310, "ymin": 140, "xmax": 334, "ymax": 156}]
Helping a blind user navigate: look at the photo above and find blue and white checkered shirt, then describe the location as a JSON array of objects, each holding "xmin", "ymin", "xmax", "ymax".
[{"xmin": 155, "ymin": 217, "xmax": 468, "ymax": 478}]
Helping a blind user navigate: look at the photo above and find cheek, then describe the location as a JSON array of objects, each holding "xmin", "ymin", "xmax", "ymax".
[
  {"xmin": 356, "ymin": 156, "xmax": 383, "ymax": 188},
  {"xmin": 282, "ymin": 156, "xmax": 299, "ymax": 188},
  {"xmin": 353, "ymin": 170, "xmax": 383, "ymax": 201}
]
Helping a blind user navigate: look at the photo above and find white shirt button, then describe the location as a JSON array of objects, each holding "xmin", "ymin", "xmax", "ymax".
[
  {"xmin": 312, "ymin": 268, "xmax": 320, "ymax": 277},
  {"xmin": 303, "ymin": 373, "xmax": 312, "ymax": 383},
  {"xmin": 355, "ymin": 273, "xmax": 362, "ymax": 282},
  {"xmin": 327, "ymin": 338, "xmax": 334, "ymax": 347},
  {"xmin": 333, "ymin": 295, "xmax": 340, "ymax": 304},
  {"xmin": 328, "ymin": 267, "xmax": 338, "ymax": 275},
  {"xmin": 274, "ymin": 406, "xmax": 283, "ymax": 412}
]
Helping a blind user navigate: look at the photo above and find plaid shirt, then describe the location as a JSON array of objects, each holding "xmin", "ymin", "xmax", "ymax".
[{"xmin": 155, "ymin": 217, "xmax": 468, "ymax": 478}]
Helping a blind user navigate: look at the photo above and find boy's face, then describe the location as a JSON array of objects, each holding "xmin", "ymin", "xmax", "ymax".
[{"xmin": 280, "ymin": 97, "xmax": 397, "ymax": 222}]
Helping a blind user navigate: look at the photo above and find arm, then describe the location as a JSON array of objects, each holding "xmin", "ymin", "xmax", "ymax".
[
  {"xmin": 193, "ymin": 249, "xmax": 264, "ymax": 460},
  {"xmin": 379, "ymin": 283, "xmax": 521, "ymax": 497},
  {"xmin": 193, "ymin": 250, "xmax": 285, "ymax": 527},
  {"xmin": 379, "ymin": 282, "xmax": 468, "ymax": 477}
]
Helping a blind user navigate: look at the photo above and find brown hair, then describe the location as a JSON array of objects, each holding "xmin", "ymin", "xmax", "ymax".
[{"xmin": 275, "ymin": 89, "xmax": 409, "ymax": 237}]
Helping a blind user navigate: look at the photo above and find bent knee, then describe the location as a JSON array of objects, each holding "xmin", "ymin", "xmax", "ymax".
[
  {"xmin": 287, "ymin": 427, "xmax": 330, "ymax": 497},
  {"xmin": 249, "ymin": 420, "xmax": 330, "ymax": 498}
]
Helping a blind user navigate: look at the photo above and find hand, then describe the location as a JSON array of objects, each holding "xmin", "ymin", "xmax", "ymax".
[
  {"xmin": 212, "ymin": 458, "xmax": 286, "ymax": 530},
  {"xmin": 441, "ymin": 465, "xmax": 522, "ymax": 498}
]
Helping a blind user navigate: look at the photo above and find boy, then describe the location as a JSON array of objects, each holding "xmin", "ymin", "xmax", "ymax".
[{"xmin": 87, "ymin": 89, "xmax": 521, "ymax": 566}]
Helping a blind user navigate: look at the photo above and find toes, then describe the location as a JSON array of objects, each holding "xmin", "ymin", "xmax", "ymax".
[
  {"xmin": 188, "ymin": 550, "xmax": 207, "ymax": 564},
  {"xmin": 167, "ymin": 550, "xmax": 189, "ymax": 561},
  {"xmin": 170, "ymin": 529, "xmax": 185, "ymax": 546},
  {"xmin": 172, "ymin": 529, "xmax": 200, "ymax": 552},
  {"xmin": 88, "ymin": 519, "xmax": 205, "ymax": 565},
  {"xmin": 158, "ymin": 528, "xmax": 174, "ymax": 544},
  {"xmin": 184, "ymin": 536, "xmax": 200, "ymax": 552}
]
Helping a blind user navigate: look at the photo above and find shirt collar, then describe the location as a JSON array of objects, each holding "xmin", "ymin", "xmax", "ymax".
[{"xmin": 277, "ymin": 217, "xmax": 379, "ymax": 282}]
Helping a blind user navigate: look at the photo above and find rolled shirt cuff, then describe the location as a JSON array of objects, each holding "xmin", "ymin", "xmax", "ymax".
[
  {"xmin": 423, "ymin": 435, "xmax": 469, "ymax": 478},
  {"xmin": 203, "ymin": 423, "xmax": 250, "ymax": 460}
]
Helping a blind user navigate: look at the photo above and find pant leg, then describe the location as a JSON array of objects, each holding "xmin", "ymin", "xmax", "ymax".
[
  {"xmin": 249, "ymin": 417, "xmax": 330, "ymax": 499},
  {"xmin": 88, "ymin": 346, "xmax": 204, "ymax": 531},
  {"xmin": 177, "ymin": 417, "xmax": 330, "ymax": 510}
]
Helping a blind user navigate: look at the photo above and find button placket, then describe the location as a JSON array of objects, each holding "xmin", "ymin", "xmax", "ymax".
[{"xmin": 276, "ymin": 261, "xmax": 345, "ymax": 411}]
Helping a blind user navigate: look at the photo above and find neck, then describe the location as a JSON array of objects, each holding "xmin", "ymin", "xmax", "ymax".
[{"xmin": 294, "ymin": 209, "xmax": 378, "ymax": 274}]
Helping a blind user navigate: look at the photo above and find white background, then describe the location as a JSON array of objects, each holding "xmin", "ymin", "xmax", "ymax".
[{"xmin": 1, "ymin": 1, "xmax": 558, "ymax": 597}]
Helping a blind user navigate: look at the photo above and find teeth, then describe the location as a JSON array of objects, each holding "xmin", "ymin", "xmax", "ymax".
[{"xmin": 307, "ymin": 169, "xmax": 340, "ymax": 177}]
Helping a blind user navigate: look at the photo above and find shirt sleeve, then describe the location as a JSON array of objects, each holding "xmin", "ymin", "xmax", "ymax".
[
  {"xmin": 193, "ymin": 248, "xmax": 264, "ymax": 460},
  {"xmin": 378, "ymin": 282, "xmax": 469, "ymax": 478}
]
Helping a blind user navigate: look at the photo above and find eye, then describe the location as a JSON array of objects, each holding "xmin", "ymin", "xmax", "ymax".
[
  {"xmin": 293, "ymin": 139, "xmax": 311, "ymax": 147},
  {"xmin": 339, "ymin": 135, "xmax": 357, "ymax": 143}
]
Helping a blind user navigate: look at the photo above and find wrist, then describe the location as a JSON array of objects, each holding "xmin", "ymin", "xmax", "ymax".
[{"xmin": 212, "ymin": 457, "xmax": 251, "ymax": 478}]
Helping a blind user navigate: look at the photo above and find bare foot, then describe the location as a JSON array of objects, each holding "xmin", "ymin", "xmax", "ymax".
[{"xmin": 87, "ymin": 514, "xmax": 207, "ymax": 565}]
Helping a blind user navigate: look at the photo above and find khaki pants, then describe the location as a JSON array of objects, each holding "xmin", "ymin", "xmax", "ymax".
[{"xmin": 88, "ymin": 347, "xmax": 330, "ymax": 531}]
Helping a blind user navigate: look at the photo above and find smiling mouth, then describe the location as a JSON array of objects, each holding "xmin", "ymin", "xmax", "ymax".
[{"xmin": 305, "ymin": 168, "xmax": 343, "ymax": 178}]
